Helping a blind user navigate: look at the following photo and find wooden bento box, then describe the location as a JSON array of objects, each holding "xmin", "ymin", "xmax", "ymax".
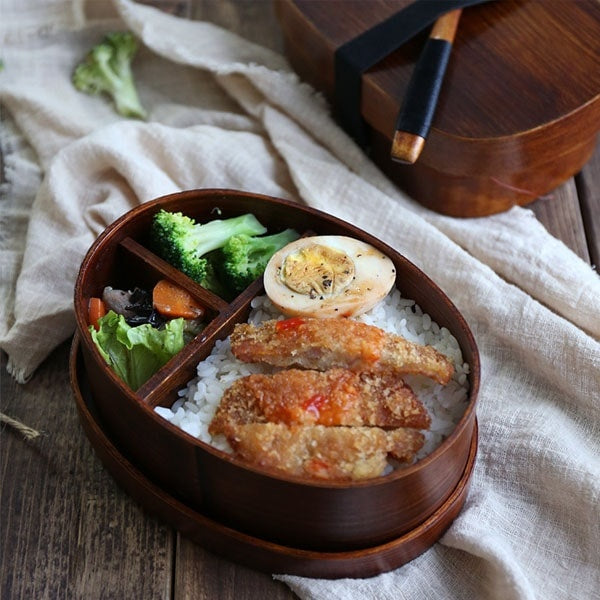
[
  {"xmin": 275, "ymin": 0, "xmax": 600, "ymax": 217},
  {"xmin": 71, "ymin": 188, "xmax": 480, "ymax": 577}
]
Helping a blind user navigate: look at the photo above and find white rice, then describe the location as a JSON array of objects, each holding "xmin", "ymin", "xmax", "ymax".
[{"xmin": 155, "ymin": 288, "xmax": 471, "ymax": 462}]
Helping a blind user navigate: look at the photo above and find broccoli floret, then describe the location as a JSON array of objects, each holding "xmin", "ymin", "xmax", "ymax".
[
  {"xmin": 220, "ymin": 229, "xmax": 300, "ymax": 293},
  {"xmin": 201, "ymin": 258, "xmax": 233, "ymax": 300},
  {"xmin": 150, "ymin": 209, "xmax": 267, "ymax": 295},
  {"xmin": 72, "ymin": 31, "xmax": 147, "ymax": 119}
]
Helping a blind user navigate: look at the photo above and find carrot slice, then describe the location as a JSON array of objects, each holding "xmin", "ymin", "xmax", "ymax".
[
  {"xmin": 152, "ymin": 279, "xmax": 205, "ymax": 320},
  {"xmin": 89, "ymin": 297, "xmax": 107, "ymax": 330}
]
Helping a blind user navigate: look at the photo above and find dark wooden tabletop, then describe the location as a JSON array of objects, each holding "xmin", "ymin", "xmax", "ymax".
[{"xmin": 1, "ymin": 2, "xmax": 598, "ymax": 599}]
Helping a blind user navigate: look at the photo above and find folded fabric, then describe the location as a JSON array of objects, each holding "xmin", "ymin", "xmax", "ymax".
[{"xmin": 1, "ymin": 1, "xmax": 598, "ymax": 599}]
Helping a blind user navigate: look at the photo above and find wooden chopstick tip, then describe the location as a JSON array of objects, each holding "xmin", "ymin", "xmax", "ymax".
[
  {"xmin": 391, "ymin": 131, "xmax": 426, "ymax": 164},
  {"xmin": 430, "ymin": 8, "xmax": 462, "ymax": 42}
]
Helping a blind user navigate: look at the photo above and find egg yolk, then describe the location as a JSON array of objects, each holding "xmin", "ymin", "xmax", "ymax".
[{"xmin": 280, "ymin": 244, "xmax": 355, "ymax": 299}]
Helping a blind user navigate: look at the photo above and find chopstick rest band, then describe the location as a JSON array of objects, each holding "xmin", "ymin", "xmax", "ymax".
[{"xmin": 333, "ymin": 0, "xmax": 491, "ymax": 148}]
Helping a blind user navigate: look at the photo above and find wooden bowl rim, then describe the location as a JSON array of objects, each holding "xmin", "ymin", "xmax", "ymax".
[{"xmin": 74, "ymin": 188, "xmax": 480, "ymax": 490}]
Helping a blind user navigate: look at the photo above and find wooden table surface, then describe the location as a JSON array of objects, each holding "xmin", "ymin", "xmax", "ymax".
[{"xmin": 1, "ymin": 2, "xmax": 598, "ymax": 599}]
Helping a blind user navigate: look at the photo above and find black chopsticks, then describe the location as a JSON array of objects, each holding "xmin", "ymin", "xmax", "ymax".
[{"xmin": 391, "ymin": 9, "xmax": 462, "ymax": 164}]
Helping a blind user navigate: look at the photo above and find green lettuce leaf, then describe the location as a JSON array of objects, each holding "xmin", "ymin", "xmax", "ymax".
[{"xmin": 89, "ymin": 310, "xmax": 186, "ymax": 390}]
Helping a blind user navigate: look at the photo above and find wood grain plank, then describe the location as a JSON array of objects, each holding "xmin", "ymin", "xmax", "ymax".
[
  {"xmin": 174, "ymin": 539, "xmax": 297, "ymax": 600},
  {"xmin": 0, "ymin": 342, "xmax": 174, "ymax": 600},
  {"xmin": 529, "ymin": 177, "xmax": 591, "ymax": 263},
  {"xmin": 576, "ymin": 144, "xmax": 600, "ymax": 269},
  {"xmin": 138, "ymin": 0, "xmax": 191, "ymax": 18}
]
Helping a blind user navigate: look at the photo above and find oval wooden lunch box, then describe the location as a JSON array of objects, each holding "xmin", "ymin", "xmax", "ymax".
[
  {"xmin": 274, "ymin": 0, "xmax": 600, "ymax": 217},
  {"xmin": 70, "ymin": 339, "xmax": 478, "ymax": 578},
  {"xmin": 72, "ymin": 189, "xmax": 480, "ymax": 566}
]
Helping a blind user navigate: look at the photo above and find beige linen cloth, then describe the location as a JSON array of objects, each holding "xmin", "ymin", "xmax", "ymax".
[{"xmin": 1, "ymin": 1, "xmax": 599, "ymax": 598}]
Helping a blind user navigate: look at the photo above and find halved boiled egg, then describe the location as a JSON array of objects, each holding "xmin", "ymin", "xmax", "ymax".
[{"xmin": 263, "ymin": 235, "xmax": 396, "ymax": 318}]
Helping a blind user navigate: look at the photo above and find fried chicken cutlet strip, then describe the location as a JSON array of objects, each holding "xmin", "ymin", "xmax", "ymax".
[
  {"xmin": 226, "ymin": 423, "xmax": 424, "ymax": 481},
  {"xmin": 209, "ymin": 368, "xmax": 430, "ymax": 436},
  {"xmin": 230, "ymin": 317, "xmax": 454, "ymax": 385}
]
